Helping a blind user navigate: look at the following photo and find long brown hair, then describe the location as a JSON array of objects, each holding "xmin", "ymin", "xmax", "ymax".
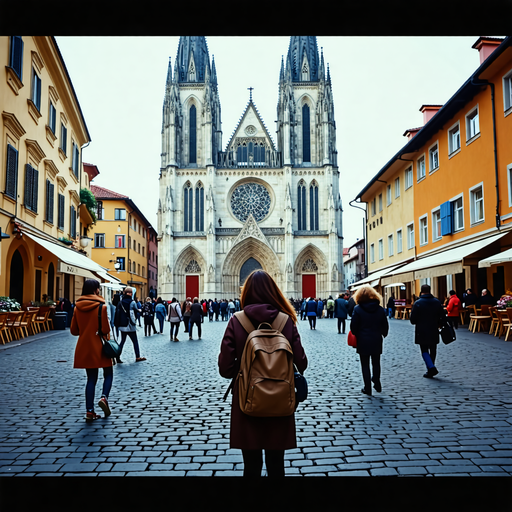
[{"xmin": 240, "ymin": 269, "xmax": 297, "ymax": 324}]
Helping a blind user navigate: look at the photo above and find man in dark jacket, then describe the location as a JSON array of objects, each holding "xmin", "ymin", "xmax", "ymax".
[
  {"xmin": 409, "ymin": 284, "xmax": 446, "ymax": 378},
  {"xmin": 347, "ymin": 293, "xmax": 356, "ymax": 317},
  {"xmin": 479, "ymin": 289, "xmax": 495, "ymax": 306},
  {"xmin": 334, "ymin": 293, "xmax": 348, "ymax": 334}
]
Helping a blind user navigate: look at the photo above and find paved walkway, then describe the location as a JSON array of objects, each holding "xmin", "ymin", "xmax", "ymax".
[{"xmin": 0, "ymin": 315, "xmax": 511, "ymax": 477}]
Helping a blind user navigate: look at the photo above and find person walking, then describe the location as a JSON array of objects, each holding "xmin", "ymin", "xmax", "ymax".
[
  {"xmin": 182, "ymin": 297, "xmax": 192, "ymax": 333},
  {"xmin": 213, "ymin": 299, "xmax": 220, "ymax": 321},
  {"xmin": 71, "ymin": 279, "xmax": 113, "ymax": 421},
  {"xmin": 326, "ymin": 296, "xmax": 335, "ymax": 319},
  {"xmin": 316, "ymin": 298, "xmax": 324, "ymax": 319},
  {"xmin": 306, "ymin": 297, "xmax": 317, "ymax": 330},
  {"xmin": 220, "ymin": 299, "xmax": 228, "ymax": 321},
  {"xmin": 218, "ymin": 269, "xmax": 308, "ymax": 477},
  {"xmin": 446, "ymin": 290, "xmax": 461, "ymax": 330},
  {"xmin": 142, "ymin": 297, "xmax": 155, "ymax": 337},
  {"xmin": 167, "ymin": 297, "xmax": 183, "ymax": 342},
  {"xmin": 347, "ymin": 292, "xmax": 356, "ymax": 317},
  {"xmin": 114, "ymin": 286, "xmax": 147, "ymax": 363},
  {"xmin": 189, "ymin": 297, "xmax": 203, "ymax": 340},
  {"xmin": 155, "ymin": 297, "xmax": 167, "ymax": 334},
  {"xmin": 350, "ymin": 285, "xmax": 389, "ymax": 396},
  {"xmin": 409, "ymin": 284, "xmax": 446, "ymax": 378},
  {"xmin": 386, "ymin": 294, "xmax": 396, "ymax": 319},
  {"xmin": 228, "ymin": 299, "xmax": 236, "ymax": 319},
  {"xmin": 334, "ymin": 293, "xmax": 349, "ymax": 334}
]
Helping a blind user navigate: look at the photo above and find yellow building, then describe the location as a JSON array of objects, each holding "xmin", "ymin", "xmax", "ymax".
[
  {"xmin": 89, "ymin": 181, "xmax": 152, "ymax": 301},
  {"xmin": 0, "ymin": 36, "xmax": 112, "ymax": 306},
  {"xmin": 353, "ymin": 36, "xmax": 512, "ymax": 304}
]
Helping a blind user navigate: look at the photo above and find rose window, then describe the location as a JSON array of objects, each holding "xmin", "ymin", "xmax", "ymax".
[{"xmin": 230, "ymin": 183, "xmax": 271, "ymax": 223}]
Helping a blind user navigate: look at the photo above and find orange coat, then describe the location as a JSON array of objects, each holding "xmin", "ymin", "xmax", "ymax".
[
  {"xmin": 71, "ymin": 295, "xmax": 112, "ymax": 369},
  {"xmin": 446, "ymin": 295, "xmax": 461, "ymax": 318}
]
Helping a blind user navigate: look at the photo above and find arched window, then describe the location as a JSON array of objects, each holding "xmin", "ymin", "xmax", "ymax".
[
  {"xmin": 302, "ymin": 103, "xmax": 311, "ymax": 163},
  {"xmin": 189, "ymin": 104, "xmax": 197, "ymax": 164},
  {"xmin": 309, "ymin": 182, "xmax": 319, "ymax": 231},
  {"xmin": 195, "ymin": 183, "xmax": 204, "ymax": 231},
  {"xmin": 184, "ymin": 182, "xmax": 193, "ymax": 231},
  {"xmin": 297, "ymin": 181, "xmax": 306, "ymax": 230}
]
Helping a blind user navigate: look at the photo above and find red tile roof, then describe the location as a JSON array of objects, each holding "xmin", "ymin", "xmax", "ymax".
[{"xmin": 90, "ymin": 184, "xmax": 128, "ymax": 200}]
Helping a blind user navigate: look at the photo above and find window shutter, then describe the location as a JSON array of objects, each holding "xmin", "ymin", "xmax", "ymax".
[
  {"xmin": 5, "ymin": 144, "xmax": 18, "ymax": 199},
  {"xmin": 9, "ymin": 36, "xmax": 23, "ymax": 81},
  {"xmin": 32, "ymin": 168, "xmax": 38, "ymax": 213},
  {"xmin": 58, "ymin": 194, "xmax": 65, "ymax": 230},
  {"xmin": 46, "ymin": 180, "xmax": 54, "ymax": 224},
  {"xmin": 24, "ymin": 164, "xmax": 33, "ymax": 210},
  {"xmin": 440, "ymin": 201, "xmax": 452, "ymax": 236},
  {"xmin": 70, "ymin": 205, "xmax": 76, "ymax": 238}
]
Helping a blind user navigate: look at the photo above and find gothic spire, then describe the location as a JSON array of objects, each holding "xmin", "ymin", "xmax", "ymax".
[
  {"xmin": 175, "ymin": 36, "xmax": 210, "ymax": 83},
  {"xmin": 286, "ymin": 36, "xmax": 320, "ymax": 82}
]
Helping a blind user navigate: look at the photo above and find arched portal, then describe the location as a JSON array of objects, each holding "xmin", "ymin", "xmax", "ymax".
[
  {"xmin": 240, "ymin": 257, "xmax": 263, "ymax": 286},
  {"xmin": 9, "ymin": 249, "xmax": 24, "ymax": 305}
]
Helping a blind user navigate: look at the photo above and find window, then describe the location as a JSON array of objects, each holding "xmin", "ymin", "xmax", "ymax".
[
  {"xmin": 419, "ymin": 215, "xmax": 428, "ymax": 246},
  {"xmin": 45, "ymin": 179, "xmax": 54, "ymax": 224},
  {"xmin": 302, "ymin": 104, "xmax": 311, "ymax": 163},
  {"xmin": 432, "ymin": 209, "xmax": 441, "ymax": 241},
  {"xmin": 388, "ymin": 234, "xmax": 394, "ymax": 257},
  {"xmin": 386, "ymin": 184, "xmax": 392, "ymax": 206},
  {"xmin": 71, "ymin": 141, "xmax": 79, "ymax": 177},
  {"xmin": 94, "ymin": 233, "xmax": 105, "ymax": 247},
  {"xmin": 70, "ymin": 205, "xmax": 76, "ymax": 239},
  {"xmin": 370, "ymin": 243, "xmax": 375, "ymax": 263},
  {"xmin": 5, "ymin": 144, "xmax": 18, "ymax": 200},
  {"xmin": 189, "ymin": 105, "xmax": 197, "ymax": 164},
  {"xmin": 395, "ymin": 177, "xmax": 400, "ymax": 198},
  {"xmin": 24, "ymin": 164, "xmax": 39, "ymax": 212},
  {"xmin": 417, "ymin": 156, "xmax": 426, "ymax": 181},
  {"xmin": 60, "ymin": 123, "xmax": 67, "ymax": 155},
  {"xmin": 133, "ymin": 239, "xmax": 136, "ymax": 251},
  {"xmin": 31, "ymin": 67, "xmax": 41, "ymax": 112},
  {"xmin": 371, "ymin": 197, "xmax": 376, "ymax": 216},
  {"xmin": 58, "ymin": 194, "xmax": 65, "ymax": 230},
  {"xmin": 133, "ymin": 261, "xmax": 136, "ymax": 273},
  {"xmin": 49, "ymin": 102, "xmax": 56, "ymax": 135},
  {"xmin": 115, "ymin": 235, "xmax": 125, "ymax": 248},
  {"xmin": 378, "ymin": 194, "xmax": 383, "ymax": 212},
  {"xmin": 195, "ymin": 183, "xmax": 204, "ymax": 231},
  {"xmin": 407, "ymin": 223, "xmax": 414, "ymax": 250},
  {"xmin": 452, "ymin": 196, "xmax": 464, "ymax": 232},
  {"xmin": 138, "ymin": 242, "xmax": 141, "ymax": 254},
  {"xmin": 114, "ymin": 208, "xmax": 126, "ymax": 220},
  {"xmin": 405, "ymin": 167, "xmax": 413, "ymax": 190},
  {"xmin": 297, "ymin": 181, "xmax": 306, "ymax": 230},
  {"xmin": 397, "ymin": 229, "xmax": 403, "ymax": 254},
  {"xmin": 310, "ymin": 182, "xmax": 319, "ymax": 230},
  {"xmin": 184, "ymin": 182, "xmax": 193, "ymax": 231},
  {"xmin": 429, "ymin": 143, "xmax": 439, "ymax": 173},
  {"xmin": 466, "ymin": 107, "xmax": 480, "ymax": 140},
  {"xmin": 378, "ymin": 239, "xmax": 384, "ymax": 260},
  {"xmin": 9, "ymin": 36, "xmax": 23, "ymax": 81},
  {"xmin": 96, "ymin": 201, "xmax": 104, "ymax": 220},
  {"xmin": 448, "ymin": 123, "xmax": 460, "ymax": 154},
  {"xmin": 470, "ymin": 184, "xmax": 484, "ymax": 224},
  {"xmin": 503, "ymin": 70, "xmax": 512, "ymax": 112},
  {"xmin": 117, "ymin": 257, "xmax": 125, "ymax": 271}
]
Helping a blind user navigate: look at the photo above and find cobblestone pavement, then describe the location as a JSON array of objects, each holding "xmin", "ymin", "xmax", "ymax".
[{"xmin": 0, "ymin": 315, "xmax": 511, "ymax": 478}]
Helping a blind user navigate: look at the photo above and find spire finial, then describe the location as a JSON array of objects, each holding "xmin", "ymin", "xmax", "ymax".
[{"xmin": 248, "ymin": 86, "xmax": 254, "ymax": 101}]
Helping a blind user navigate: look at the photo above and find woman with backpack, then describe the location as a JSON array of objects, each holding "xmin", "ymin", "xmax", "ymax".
[
  {"xmin": 218, "ymin": 270, "xmax": 308, "ymax": 477},
  {"xmin": 71, "ymin": 279, "xmax": 113, "ymax": 421},
  {"xmin": 142, "ymin": 297, "xmax": 155, "ymax": 337}
]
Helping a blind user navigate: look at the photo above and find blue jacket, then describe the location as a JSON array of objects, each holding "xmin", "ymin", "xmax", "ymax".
[
  {"xmin": 317, "ymin": 301, "xmax": 324, "ymax": 315},
  {"xmin": 334, "ymin": 298, "xmax": 348, "ymax": 319},
  {"xmin": 306, "ymin": 300, "xmax": 317, "ymax": 317}
]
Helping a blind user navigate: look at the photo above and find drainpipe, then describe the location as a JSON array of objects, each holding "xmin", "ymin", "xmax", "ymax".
[{"xmin": 470, "ymin": 77, "xmax": 500, "ymax": 229}]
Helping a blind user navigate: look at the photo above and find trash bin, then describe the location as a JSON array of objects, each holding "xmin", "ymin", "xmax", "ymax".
[{"xmin": 53, "ymin": 312, "xmax": 67, "ymax": 330}]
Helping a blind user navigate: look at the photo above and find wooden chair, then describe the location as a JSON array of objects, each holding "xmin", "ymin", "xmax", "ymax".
[
  {"xmin": 21, "ymin": 310, "xmax": 38, "ymax": 336},
  {"xmin": 0, "ymin": 312, "xmax": 10, "ymax": 344},
  {"xmin": 34, "ymin": 307, "xmax": 50, "ymax": 333},
  {"xmin": 504, "ymin": 309, "xmax": 512, "ymax": 341},
  {"xmin": 46, "ymin": 307, "xmax": 56, "ymax": 330},
  {"xmin": 469, "ymin": 304, "xmax": 491, "ymax": 333},
  {"xmin": 489, "ymin": 307, "xmax": 500, "ymax": 335},
  {"xmin": 9, "ymin": 311, "xmax": 28, "ymax": 340},
  {"xmin": 459, "ymin": 308, "xmax": 468, "ymax": 325}
]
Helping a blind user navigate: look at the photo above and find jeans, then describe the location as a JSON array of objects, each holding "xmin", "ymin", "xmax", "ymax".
[
  {"xmin": 85, "ymin": 367, "xmax": 113, "ymax": 411},
  {"xmin": 119, "ymin": 331, "xmax": 141, "ymax": 359},
  {"xmin": 183, "ymin": 316, "xmax": 190, "ymax": 333},
  {"xmin": 189, "ymin": 319, "xmax": 201, "ymax": 338},
  {"xmin": 420, "ymin": 344, "xmax": 437, "ymax": 369},
  {"xmin": 241, "ymin": 449, "xmax": 285, "ymax": 477},
  {"xmin": 308, "ymin": 316, "xmax": 316, "ymax": 329},
  {"xmin": 337, "ymin": 317, "xmax": 346, "ymax": 333},
  {"xmin": 388, "ymin": 308, "xmax": 394, "ymax": 318},
  {"xmin": 170, "ymin": 322, "xmax": 180, "ymax": 340},
  {"xmin": 157, "ymin": 316, "xmax": 164, "ymax": 333},
  {"xmin": 359, "ymin": 353, "xmax": 381, "ymax": 394}
]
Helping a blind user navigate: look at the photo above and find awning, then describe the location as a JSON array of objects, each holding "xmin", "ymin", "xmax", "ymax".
[
  {"xmin": 385, "ymin": 233, "xmax": 507, "ymax": 280},
  {"xmin": 478, "ymin": 247, "xmax": 512, "ymax": 267},
  {"xmin": 349, "ymin": 263, "xmax": 407, "ymax": 290},
  {"xmin": 24, "ymin": 232, "xmax": 112, "ymax": 281},
  {"xmin": 384, "ymin": 282, "xmax": 405, "ymax": 288}
]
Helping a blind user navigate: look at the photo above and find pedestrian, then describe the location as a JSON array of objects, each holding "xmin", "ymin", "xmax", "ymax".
[
  {"xmin": 326, "ymin": 296, "xmax": 335, "ymax": 319},
  {"xmin": 201, "ymin": 300, "xmax": 207, "ymax": 323},
  {"xmin": 71, "ymin": 279, "xmax": 113, "ymax": 421},
  {"xmin": 350, "ymin": 284, "xmax": 389, "ymax": 396},
  {"xmin": 306, "ymin": 297, "xmax": 317, "ymax": 330},
  {"xmin": 218, "ymin": 269, "xmax": 308, "ymax": 477},
  {"xmin": 334, "ymin": 293, "xmax": 349, "ymax": 334},
  {"xmin": 213, "ymin": 299, "xmax": 220, "ymax": 321},
  {"xmin": 386, "ymin": 294, "xmax": 396, "ymax": 319},
  {"xmin": 228, "ymin": 299, "xmax": 236, "ymax": 319},
  {"xmin": 208, "ymin": 299, "xmax": 214, "ymax": 322},
  {"xmin": 155, "ymin": 297, "xmax": 167, "ymax": 334},
  {"xmin": 167, "ymin": 297, "xmax": 183, "ymax": 342},
  {"xmin": 220, "ymin": 299, "xmax": 228, "ymax": 321},
  {"xmin": 142, "ymin": 297, "xmax": 155, "ymax": 337},
  {"xmin": 114, "ymin": 286, "xmax": 147, "ymax": 363},
  {"xmin": 347, "ymin": 292, "xmax": 356, "ymax": 317},
  {"xmin": 317, "ymin": 298, "xmax": 324, "ymax": 319},
  {"xmin": 409, "ymin": 284, "xmax": 446, "ymax": 379},
  {"xmin": 136, "ymin": 298, "xmax": 142, "ymax": 327},
  {"xmin": 446, "ymin": 290, "xmax": 461, "ymax": 330},
  {"xmin": 182, "ymin": 297, "xmax": 192, "ymax": 333},
  {"xmin": 189, "ymin": 297, "xmax": 203, "ymax": 340}
]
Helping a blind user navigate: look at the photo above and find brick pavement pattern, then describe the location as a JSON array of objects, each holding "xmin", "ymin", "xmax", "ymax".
[{"xmin": 0, "ymin": 316, "xmax": 511, "ymax": 476}]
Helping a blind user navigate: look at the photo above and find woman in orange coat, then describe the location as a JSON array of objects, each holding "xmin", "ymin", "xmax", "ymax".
[
  {"xmin": 71, "ymin": 279, "xmax": 113, "ymax": 421},
  {"xmin": 446, "ymin": 290, "xmax": 461, "ymax": 330}
]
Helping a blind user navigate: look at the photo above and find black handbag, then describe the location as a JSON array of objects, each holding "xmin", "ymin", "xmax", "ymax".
[
  {"xmin": 98, "ymin": 304, "xmax": 121, "ymax": 358},
  {"xmin": 440, "ymin": 320, "xmax": 456, "ymax": 345},
  {"xmin": 294, "ymin": 365, "xmax": 308, "ymax": 403}
]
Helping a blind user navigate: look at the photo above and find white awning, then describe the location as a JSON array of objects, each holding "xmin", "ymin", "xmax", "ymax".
[
  {"xmin": 384, "ymin": 282, "xmax": 405, "ymax": 288},
  {"xmin": 478, "ymin": 247, "xmax": 512, "ymax": 267},
  {"xmin": 387, "ymin": 233, "xmax": 507, "ymax": 279},
  {"xmin": 349, "ymin": 263, "xmax": 406, "ymax": 289}
]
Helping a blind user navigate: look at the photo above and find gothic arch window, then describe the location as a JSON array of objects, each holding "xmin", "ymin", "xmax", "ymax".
[
  {"xmin": 189, "ymin": 104, "xmax": 197, "ymax": 164},
  {"xmin": 235, "ymin": 139, "xmax": 266, "ymax": 167},
  {"xmin": 185, "ymin": 259, "xmax": 201, "ymax": 273},
  {"xmin": 195, "ymin": 182, "xmax": 204, "ymax": 231},
  {"xmin": 297, "ymin": 180, "xmax": 307, "ymax": 230},
  {"xmin": 184, "ymin": 182, "xmax": 193, "ymax": 232},
  {"xmin": 309, "ymin": 181, "xmax": 319, "ymax": 231},
  {"xmin": 302, "ymin": 103, "xmax": 311, "ymax": 163}
]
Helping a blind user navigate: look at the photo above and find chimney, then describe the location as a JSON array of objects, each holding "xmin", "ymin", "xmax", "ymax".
[
  {"xmin": 419, "ymin": 105, "xmax": 442, "ymax": 125},
  {"xmin": 403, "ymin": 127, "xmax": 421, "ymax": 140},
  {"xmin": 472, "ymin": 36, "xmax": 504, "ymax": 65}
]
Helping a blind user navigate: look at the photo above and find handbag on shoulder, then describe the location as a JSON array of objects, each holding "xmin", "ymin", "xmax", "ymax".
[
  {"xmin": 347, "ymin": 330, "xmax": 357, "ymax": 348},
  {"xmin": 98, "ymin": 304, "xmax": 121, "ymax": 358}
]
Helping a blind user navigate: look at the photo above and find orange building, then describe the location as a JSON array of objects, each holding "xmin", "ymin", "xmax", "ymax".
[{"xmin": 354, "ymin": 36, "xmax": 512, "ymax": 304}]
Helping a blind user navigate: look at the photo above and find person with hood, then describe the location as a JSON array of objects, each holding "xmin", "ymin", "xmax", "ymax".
[
  {"xmin": 71, "ymin": 279, "xmax": 113, "ymax": 421},
  {"xmin": 334, "ymin": 293, "xmax": 349, "ymax": 334},
  {"xmin": 350, "ymin": 285, "xmax": 389, "ymax": 396},
  {"xmin": 347, "ymin": 292, "xmax": 356, "ymax": 317},
  {"xmin": 114, "ymin": 286, "xmax": 146, "ymax": 363},
  {"xmin": 409, "ymin": 284, "xmax": 446, "ymax": 378},
  {"xmin": 218, "ymin": 270, "xmax": 308, "ymax": 477}
]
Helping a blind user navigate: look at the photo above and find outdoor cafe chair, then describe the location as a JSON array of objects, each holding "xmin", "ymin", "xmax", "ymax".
[
  {"xmin": 505, "ymin": 309, "xmax": 512, "ymax": 342},
  {"xmin": 22, "ymin": 310, "xmax": 38, "ymax": 336},
  {"xmin": 0, "ymin": 312, "xmax": 10, "ymax": 344},
  {"xmin": 469, "ymin": 304, "xmax": 491, "ymax": 333},
  {"xmin": 489, "ymin": 307, "xmax": 500, "ymax": 336},
  {"xmin": 9, "ymin": 311, "xmax": 28, "ymax": 340},
  {"xmin": 34, "ymin": 307, "xmax": 50, "ymax": 333}
]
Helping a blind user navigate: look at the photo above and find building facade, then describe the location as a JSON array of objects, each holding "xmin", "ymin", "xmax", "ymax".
[
  {"xmin": 353, "ymin": 36, "xmax": 512, "ymax": 304},
  {"xmin": 147, "ymin": 225, "xmax": 158, "ymax": 298},
  {"xmin": 157, "ymin": 36, "xmax": 343, "ymax": 300},
  {"xmin": 343, "ymin": 238, "xmax": 365, "ymax": 288}
]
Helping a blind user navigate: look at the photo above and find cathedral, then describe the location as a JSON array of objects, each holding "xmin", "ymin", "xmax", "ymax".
[{"xmin": 157, "ymin": 36, "xmax": 344, "ymax": 300}]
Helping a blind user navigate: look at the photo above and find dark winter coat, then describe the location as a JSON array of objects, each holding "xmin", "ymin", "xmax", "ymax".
[
  {"xmin": 347, "ymin": 297, "xmax": 356, "ymax": 317},
  {"xmin": 350, "ymin": 300, "xmax": 389, "ymax": 356},
  {"xmin": 334, "ymin": 298, "xmax": 348, "ymax": 319},
  {"xmin": 409, "ymin": 293, "xmax": 446, "ymax": 346},
  {"xmin": 189, "ymin": 303, "xmax": 203, "ymax": 323},
  {"xmin": 306, "ymin": 300, "xmax": 317, "ymax": 317},
  {"xmin": 218, "ymin": 303, "xmax": 308, "ymax": 450}
]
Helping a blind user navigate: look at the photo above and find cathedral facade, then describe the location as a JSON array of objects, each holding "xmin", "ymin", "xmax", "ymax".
[{"xmin": 157, "ymin": 36, "xmax": 344, "ymax": 300}]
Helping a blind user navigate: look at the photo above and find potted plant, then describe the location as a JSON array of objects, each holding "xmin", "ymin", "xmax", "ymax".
[
  {"xmin": 496, "ymin": 294, "xmax": 512, "ymax": 309},
  {"xmin": 0, "ymin": 297, "xmax": 21, "ymax": 312}
]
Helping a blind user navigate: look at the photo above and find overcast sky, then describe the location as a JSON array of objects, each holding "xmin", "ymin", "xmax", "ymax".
[{"xmin": 56, "ymin": 36, "xmax": 491, "ymax": 249}]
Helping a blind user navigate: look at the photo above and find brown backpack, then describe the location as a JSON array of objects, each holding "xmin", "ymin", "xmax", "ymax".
[{"xmin": 234, "ymin": 311, "xmax": 296, "ymax": 417}]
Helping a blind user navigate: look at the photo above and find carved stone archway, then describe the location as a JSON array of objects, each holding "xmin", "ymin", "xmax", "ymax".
[
  {"xmin": 294, "ymin": 244, "xmax": 329, "ymax": 299},
  {"xmin": 173, "ymin": 245, "xmax": 207, "ymax": 299}
]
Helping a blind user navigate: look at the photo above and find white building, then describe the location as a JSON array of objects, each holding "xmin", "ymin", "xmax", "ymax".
[{"xmin": 157, "ymin": 36, "xmax": 343, "ymax": 300}]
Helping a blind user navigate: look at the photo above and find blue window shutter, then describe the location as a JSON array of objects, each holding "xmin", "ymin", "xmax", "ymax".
[
  {"xmin": 6, "ymin": 144, "xmax": 18, "ymax": 199},
  {"xmin": 10, "ymin": 36, "xmax": 23, "ymax": 81},
  {"xmin": 440, "ymin": 201, "xmax": 452, "ymax": 236}
]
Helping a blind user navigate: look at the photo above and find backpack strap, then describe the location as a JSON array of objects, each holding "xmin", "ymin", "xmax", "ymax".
[
  {"xmin": 233, "ymin": 311, "xmax": 254, "ymax": 334},
  {"xmin": 271, "ymin": 312, "xmax": 289, "ymax": 333}
]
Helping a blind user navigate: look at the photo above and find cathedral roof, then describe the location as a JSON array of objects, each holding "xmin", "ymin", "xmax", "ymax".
[
  {"xmin": 286, "ymin": 36, "xmax": 320, "ymax": 82},
  {"xmin": 175, "ymin": 36, "xmax": 211, "ymax": 84}
]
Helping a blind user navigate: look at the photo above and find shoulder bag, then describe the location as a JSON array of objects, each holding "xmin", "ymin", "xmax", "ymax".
[
  {"xmin": 347, "ymin": 330, "xmax": 357, "ymax": 348},
  {"xmin": 98, "ymin": 304, "xmax": 121, "ymax": 358},
  {"xmin": 439, "ymin": 320, "xmax": 456, "ymax": 345}
]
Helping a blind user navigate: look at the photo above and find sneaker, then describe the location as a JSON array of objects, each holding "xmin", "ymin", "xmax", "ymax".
[
  {"xmin": 98, "ymin": 397, "xmax": 111, "ymax": 417},
  {"xmin": 174, "ymin": 337, "xmax": 179, "ymax": 342},
  {"xmin": 85, "ymin": 411, "xmax": 101, "ymax": 421}
]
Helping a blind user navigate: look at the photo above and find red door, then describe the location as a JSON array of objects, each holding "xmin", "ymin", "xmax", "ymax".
[
  {"xmin": 302, "ymin": 274, "xmax": 316, "ymax": 299},
  {"xmin": 186, "ymin": 275, "xmax": 199, "ymax": 299}
]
